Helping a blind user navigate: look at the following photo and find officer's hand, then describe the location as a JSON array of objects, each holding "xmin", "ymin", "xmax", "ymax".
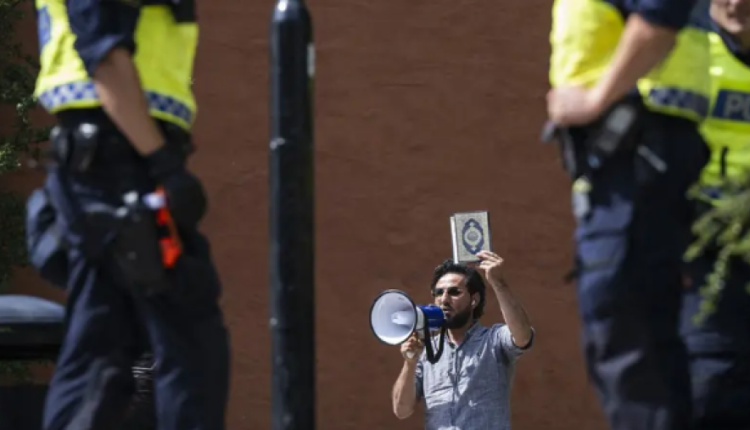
[
  {"xmin": 401, "ymin": 333, "xmax": 424, "ymax": 364},
  {"xmin": 547, "ymin": 85, "xmax": 606, "ymax": 126},
  {"xmin": 159, "ymin": 170, "xmax": 208, "ymax": 227},
  {"xmin": 145, "ymin": 145, "xmax": 207, "ymax": 227}
]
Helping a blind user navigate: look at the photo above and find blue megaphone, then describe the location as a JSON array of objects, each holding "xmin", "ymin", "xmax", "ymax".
[{"xmin": 369, "ymin": 289, "xmax": 447, "ymax": 363}]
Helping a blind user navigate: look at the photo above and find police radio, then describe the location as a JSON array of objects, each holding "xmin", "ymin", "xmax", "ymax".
[
  {"xmin": 586, "ymin": 102, "xmax": 640, "ymax": 170},
  {"xmin": 541, "ymin": 99, "xmax": 663, "ymax": 177},
  {"xmin": 587, "ymin": 101, "xmax": 668, "ymax": 174}
]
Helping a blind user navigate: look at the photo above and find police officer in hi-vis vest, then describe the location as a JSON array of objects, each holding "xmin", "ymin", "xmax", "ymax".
[
  {"xmin": 27, "ymin": 1, "xmax": 231, "ymax": 429},
  {"xmin": 545, "ymin": 0, "xmax": 711, "ymax": 429},
  {"xmin": 680, "ymin": 0, "xmax": 750, "ymax": 427}
]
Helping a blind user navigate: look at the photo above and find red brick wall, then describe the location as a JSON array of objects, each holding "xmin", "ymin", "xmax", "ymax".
[{"xmin": 1, "ymin": 1, "xmax": 606, "ymax": 428}]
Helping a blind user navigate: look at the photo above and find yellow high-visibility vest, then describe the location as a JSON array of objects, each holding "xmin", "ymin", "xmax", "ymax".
[
  {"xmin": 697, "ymin": 31, "xmax": 750, "ymax": 196},
  {"xmin": 549, "ymin": 0, "xmax": 710, "ymax": 123},
  {"xmin": 33, "ymin": 1, "xmax": 198, "ymax": 131}
]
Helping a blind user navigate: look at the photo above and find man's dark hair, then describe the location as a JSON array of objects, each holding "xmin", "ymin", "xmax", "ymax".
[{"xmin": 430, "ymin": 259, "xmax": 486, "ymax": 320}]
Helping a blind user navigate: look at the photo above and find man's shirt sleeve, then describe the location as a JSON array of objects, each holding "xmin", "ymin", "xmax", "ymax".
[
  {"xmin": 66, "ymin": 0, "xmax": 140, "ymax": 77},
  {"xmin": 492, "ymin": 324, "xmax": 534, "ymax": 362}
]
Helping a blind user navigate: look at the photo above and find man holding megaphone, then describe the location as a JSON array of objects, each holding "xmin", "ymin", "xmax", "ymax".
[{"xmin": 389, "ymin": 252, "xmax": 534, "ymax": 429}]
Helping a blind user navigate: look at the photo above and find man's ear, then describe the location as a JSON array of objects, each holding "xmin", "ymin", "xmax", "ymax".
[{"xmin": 471, "ymin": 293, "xmax": 479, "ymax": 307}]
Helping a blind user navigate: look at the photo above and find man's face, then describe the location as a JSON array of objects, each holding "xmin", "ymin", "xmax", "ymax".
[
  {"xmin": 432, "ymin": 273, "xmax": 475, "ymax": 329},
  {"xmin": 712, "ymin": 0, "xmax": 750, "ymax": 34}
]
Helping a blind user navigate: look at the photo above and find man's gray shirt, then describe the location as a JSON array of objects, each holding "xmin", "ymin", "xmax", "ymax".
[{"xmin": 415, "ymin": 322, "xmax": 533, "ymax": 430}]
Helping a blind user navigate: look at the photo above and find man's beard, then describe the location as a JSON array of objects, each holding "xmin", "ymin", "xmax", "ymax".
[{"xmin": 443, "ymin": 307, "xmax": 472, "ymax": 329}]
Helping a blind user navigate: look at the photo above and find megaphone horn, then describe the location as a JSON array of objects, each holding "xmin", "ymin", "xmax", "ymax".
[{"xmin": 369, "ymin": 289, "xmax": 447, "ymax": 364}]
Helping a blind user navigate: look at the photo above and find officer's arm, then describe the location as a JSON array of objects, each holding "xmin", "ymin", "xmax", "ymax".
[
  {"xmin": 67, "ymin": 0, "xmax": 165, "ymax": 157},
  {"xmin": 590, "ymin": 0, "xmax": 699, "ymax": 110}
]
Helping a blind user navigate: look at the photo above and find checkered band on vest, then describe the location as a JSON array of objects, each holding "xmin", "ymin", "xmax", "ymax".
[{"xmin": 38, "ymin": 81, "xmax": 193, "ymax": 125}]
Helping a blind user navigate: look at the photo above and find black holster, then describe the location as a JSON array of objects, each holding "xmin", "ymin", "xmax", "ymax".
[
  {"xmin": 48, "ymin": 124, "xmax": 101, "ymax": 172},
  {"xmin": 26, "ymin": 185, "xmax": 176, "ymax": 296},
  {"xmin": 25, "ymin": 177, "xmax": 130, "ymax": 290},
  {"xmin": 110, "ymin": 194, "xmax": 174, "ymax": 297},
  {"xmin": 29, "ymin": 123, "xmax": 182, "ymax": 296},
  {"xmin": 543, "ymin": 99, "xmax": 645, "ymax": 180}
]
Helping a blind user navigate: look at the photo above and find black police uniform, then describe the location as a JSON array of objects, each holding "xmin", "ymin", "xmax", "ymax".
[{"xmin": 27, "ymin": 1, "xmax": 231, "ymax": 429}]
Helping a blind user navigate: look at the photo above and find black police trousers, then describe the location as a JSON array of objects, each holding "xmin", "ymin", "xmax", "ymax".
[
  {"xmin": 681, "ymin": 200, "xmax": 750, "ymax": 429},
  {"xmin": 569, "ymin": 110, "xmax": 709, "ymax": 430},
  {"xmin": 33, "ymin": 113, "xmax": 231, "ymax": 430}
]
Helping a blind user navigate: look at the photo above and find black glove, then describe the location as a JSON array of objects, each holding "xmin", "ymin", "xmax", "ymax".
[{"xmin": 144, "ymin": 145, "xmax": 207, "ymax": 228}]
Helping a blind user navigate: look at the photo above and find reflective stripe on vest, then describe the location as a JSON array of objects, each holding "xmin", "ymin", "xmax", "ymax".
[
  {"xmin": 549, "ymin": 0, "xmax": 711, "ymax": 123},
  {"xmin": 37, "ymin": 81, "xmax": 194, "ymax": 128},
  {"xmin": 33, "ymin": 2, "xmax": 197, "ymax": 131},
  {"xmin": 644, "ymin": 87, "xmax": 710, "ymax": 121},
  {"xmin": 696, "ymin": 31, "xmax": 750, "ymax": 202}
]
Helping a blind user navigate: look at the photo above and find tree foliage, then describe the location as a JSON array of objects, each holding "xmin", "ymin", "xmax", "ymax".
[
  {"xmin": 685, "ymin": 175, "xmax": 750, "ymax": 325},
  {"xmin": 0, "ymin": 0, "xmax": 53, "ymax": 383},
  {"xmin": 0, "ymin": 0, "xmax": 50, "ymax": 290}
]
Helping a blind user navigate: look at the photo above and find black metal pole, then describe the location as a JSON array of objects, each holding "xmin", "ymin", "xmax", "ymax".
[{"xmin": 269, "ymin": 0, "xmax": 315, "ymax": 429}]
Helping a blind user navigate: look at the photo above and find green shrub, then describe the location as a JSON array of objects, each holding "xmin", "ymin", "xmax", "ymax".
[{"xmin": 0, "ymin": 0, "xmax": 50, "ymax": 290}]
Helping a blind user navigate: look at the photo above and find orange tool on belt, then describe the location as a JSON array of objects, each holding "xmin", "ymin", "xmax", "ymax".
[{"xmin": 151, "ymin": 186, "xmax": 183, "ymax": 268}]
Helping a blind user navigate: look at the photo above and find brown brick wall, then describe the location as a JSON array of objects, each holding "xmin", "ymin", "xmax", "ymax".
[{"xmin": 1, "ymin": 1, "xmax": 606, "ymax": 428}]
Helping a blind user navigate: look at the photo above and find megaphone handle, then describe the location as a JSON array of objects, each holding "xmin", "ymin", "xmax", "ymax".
[{"xmin": 405, "ymin": 351, "xmax": 415, "ymax": 359}]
